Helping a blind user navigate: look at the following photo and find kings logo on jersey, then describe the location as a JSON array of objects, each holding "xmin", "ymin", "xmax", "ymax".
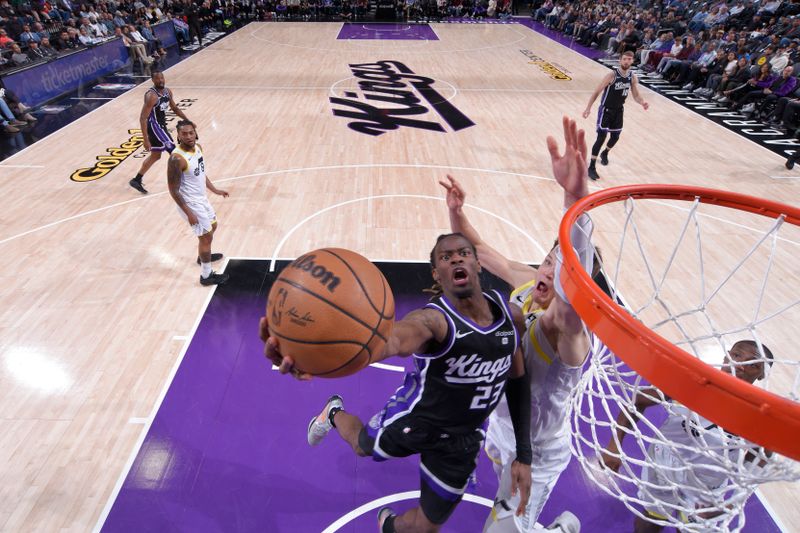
[{"xmin": 444, "ymin": 353, "xmax": 512, "ymax": 384}]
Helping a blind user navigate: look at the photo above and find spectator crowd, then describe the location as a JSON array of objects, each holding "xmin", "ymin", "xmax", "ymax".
[
  {"xmin": 533, "ymin": 0, "xmax": 800, "ymax": 131},
  {"xmin": 4, "ymin": 0, "xmax": 800, "ymax": 133}
]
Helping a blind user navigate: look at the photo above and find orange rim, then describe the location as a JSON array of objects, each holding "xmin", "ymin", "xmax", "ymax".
[{"xmin": 559, "ymin": 184, "xmax": 800, "ymax": 461}]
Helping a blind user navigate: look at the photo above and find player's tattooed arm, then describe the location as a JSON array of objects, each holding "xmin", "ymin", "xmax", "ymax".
[
  {"xmin": 167, "ymin": 154, "xmax": 197, "ymax": 225},
  {"xmin": 375, "ymin": 308, "xmax": 447, "ymax": 362}
]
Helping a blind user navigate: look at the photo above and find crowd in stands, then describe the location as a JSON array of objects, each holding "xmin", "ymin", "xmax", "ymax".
[
  {"xmin": 3, "ymin": 0, "xmax": 800, "ymax": 134},
  {"xmin": 534, "ymin": 0, "xmax": 800, "ymax": 132}
]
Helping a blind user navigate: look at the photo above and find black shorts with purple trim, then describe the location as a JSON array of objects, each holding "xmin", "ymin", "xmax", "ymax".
[
  {"xmin": 147, "ymin": 118, "xmax": 176, "ymax": 153},
  {"xmin": 358, "ymin": 411, "xmax": 484, "ymax": 524},
  {"xmin": 597, "ymin": 106, "xmax": 624, "ymax": 132}
]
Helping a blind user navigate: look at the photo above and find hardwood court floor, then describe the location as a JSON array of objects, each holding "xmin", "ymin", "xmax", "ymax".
[{"xmin": 0, "ymin": 22, "xmax": 797, "ymax": 531}]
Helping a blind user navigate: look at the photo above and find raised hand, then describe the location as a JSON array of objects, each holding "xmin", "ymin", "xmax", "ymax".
[
  {"xmin": 438, "ymin": 174, "xmax": 466, "ymax": 211},
  {"xmin": 547, "ymin": 116, "xmax": 589, "ymax": 206}
]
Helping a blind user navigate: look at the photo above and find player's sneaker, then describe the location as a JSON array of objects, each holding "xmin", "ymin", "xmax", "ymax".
[
  {"xmin": 129, "ymin": 178, "xmax": 148, "ymax": 194},
  {"xmin": 307, "ymin": 394, "xmax": 343, "ymax": 446},
  {"xmin": 377, "ymin": 507, "xmax": 397, "ymax": 532},
  {"xmin": 197, "ymin": 253, "xmax": 224, "ymax": 265},
  {"xmin": 588, "ymin": 166, "xmax": 600, "ymax": 181},
  {"xmin": 200, "ymin": 271, "xmax": 229, "ymax": 286},
  {"xmin": 546, "ymin": 510, "xmax": 581, "ymax": 533},
  {"xmin": 786, "ymin": 156, "xmax": 797, "ymax": 170},
  {"xmin": 600, "ymin": 150, "xmax": 609, "ymax": 166}
]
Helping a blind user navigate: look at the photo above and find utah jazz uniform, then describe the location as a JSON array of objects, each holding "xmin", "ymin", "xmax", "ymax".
[
  {"xmin": 641, "ymin": 403, "xmax": 748, "ymax": 523},
  {"xmin": 485, "ymin": 279, "xmax": 599, "ymax": 532},
  {"xmin": 596, "ymin": 68, "xmax": 633, "ymax": 133},
  {"xmin": 360, "ymin": 290, "xmax": 519, "ymax": 524},
  {"xmin": 146, "ymin": 87, "xmax": 176, "ymax": 153},
  {"xmin": 173, "ymin": 144, "xmax": 216, "ymax": 236}
]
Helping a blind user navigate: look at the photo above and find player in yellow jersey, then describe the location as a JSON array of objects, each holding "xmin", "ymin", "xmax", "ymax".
[{"xmin": 167, "ymin": 120, "xmax": 230, "ymax": 286}]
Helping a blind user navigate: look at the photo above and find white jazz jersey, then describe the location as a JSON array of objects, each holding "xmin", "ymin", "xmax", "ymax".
[
  {"xmin": 173, "ymin": 144, "xmax": 207, "ymax": 201},
  {"xmin": 643, "ymin": 403, "xmax": 747, "ymax": 506},
  {"xmin": 488, "ymin": 279, "xmax": 587, "ymax": 451}
]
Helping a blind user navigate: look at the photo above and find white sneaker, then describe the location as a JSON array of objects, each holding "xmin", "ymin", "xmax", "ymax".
[
  {"xmin": 742, "ymin": 103, "xmax": 755, "ymax": 112},
  {"xmin": 307, "ymin": 394, "xmax": 343, "ymax": 446},
  {"xmin": 682, "ymin": 83, "xmax": 694, "ymax": 90},
  {"xmin": 546, "ymin": 511, "xmax": 581, "ymax": 533},
  {"xmin": 718, "ymin": 96, "xmax": 730, "ymax": 104}
]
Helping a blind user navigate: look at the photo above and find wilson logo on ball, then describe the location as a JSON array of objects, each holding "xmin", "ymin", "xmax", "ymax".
[{"xmin": 290, "ymin": 254, "xmax": 342, "ymax": 293}]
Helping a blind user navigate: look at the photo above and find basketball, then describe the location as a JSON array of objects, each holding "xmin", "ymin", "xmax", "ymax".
[{"xmin": 266, "ymin": 248, "xmax": 395, "ymax": 378}]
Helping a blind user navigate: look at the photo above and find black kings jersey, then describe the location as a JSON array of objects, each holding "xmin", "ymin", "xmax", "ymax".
[
  {"xmin": 385, "ymin": 290, "xmax": 519, "ymax": 435},
  {"xmin": 148, "ymin": 87, "xmax": 171, "ymax": 126},
  {"xmin": 600, "ymin": 68, "xmax": 632, "ymax": 109}
]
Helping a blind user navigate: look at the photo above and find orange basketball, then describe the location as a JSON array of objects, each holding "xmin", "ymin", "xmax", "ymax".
[{"xmin": 266, "ymin": 248, "xmax": 395, "ymax": 378}]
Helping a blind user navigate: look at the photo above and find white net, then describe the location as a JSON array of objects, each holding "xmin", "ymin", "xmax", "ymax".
[{"xmin": 566, "ymin": 192, "xmax": 800, "ymax": 532}]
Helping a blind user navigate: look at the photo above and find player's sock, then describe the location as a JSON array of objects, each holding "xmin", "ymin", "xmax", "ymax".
[
  {"xmin": 201, "ymin": 262, "xmax": 212, "ymax": 278},
  {"xmin": 328, "ymin": 405, "xmax": 343, "ymax": 428},
  {"xmin": 378, "ymin": 508, "xmax": 397, "ymax": 533}
]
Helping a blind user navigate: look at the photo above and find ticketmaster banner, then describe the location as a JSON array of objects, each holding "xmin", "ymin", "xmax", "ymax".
[{"xmin": 4, "ymin": 38, "xmax": 128, "ymax": 108}]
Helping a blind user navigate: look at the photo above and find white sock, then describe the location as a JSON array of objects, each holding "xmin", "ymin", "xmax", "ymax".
[{"xmin": 201, "ymin": 262, "xmax": 212, "ymax": 278}]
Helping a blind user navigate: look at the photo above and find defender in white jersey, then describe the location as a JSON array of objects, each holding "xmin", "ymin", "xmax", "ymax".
[
  {"xmin": 167, "ymin": 120, "xmax": 230, "ymax": 286},
  {"xmin": 441, "ymin": 117, "xmax": 596, "ymax": 533},
  {"xmin": 601, "ymin": 340, "xmax": 774, "ymax": 531}
]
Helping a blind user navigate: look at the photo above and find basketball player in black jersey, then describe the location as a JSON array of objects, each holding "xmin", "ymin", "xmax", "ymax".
[
  {"xmin": 262, "ymin": 234, "xmax": 533, "ymax": 533},
  {"xmin": 582, "ymin": 51, "xmax": 649, "ymax": 181},
  {"xmin": 129, "ymin": 70, "xmax": 190, "ymax": 194}
]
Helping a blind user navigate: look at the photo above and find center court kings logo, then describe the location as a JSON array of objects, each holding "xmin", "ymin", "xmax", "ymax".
[{"xmin": 329, "ymin": 60, "xmax": 476, "ymax": 136}]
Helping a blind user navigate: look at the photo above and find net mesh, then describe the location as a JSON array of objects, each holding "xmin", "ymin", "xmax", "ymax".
[{"xmin": 566, "ymin": 194, "xmax": 800, "ymax": 532}]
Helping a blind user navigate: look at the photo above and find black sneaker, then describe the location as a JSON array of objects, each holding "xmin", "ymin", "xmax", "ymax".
[
  {"xmin": 200, "ymin": 271, "xmax": 229, "ymax": 286},
  {"xmin": 588, "ymin": 166, "xmax": 600, "ymax": 181},
  {"xmin": 786, "ymin": 157, "xmax": 796, "ymax": 170},
  {"xmin": 129, "ymin": 178, "xmax": 148, "ymax": 194},
  {"xmin": 600, "ymin": 150, "xmax": 609, "ymax": 166},
  {"xmin": 197, "ymin": 253, "xmax": 224, "ymax": 265},
  {"xmin": 377, "ymin": 507, "xmax": 397, "ymax": 532}
]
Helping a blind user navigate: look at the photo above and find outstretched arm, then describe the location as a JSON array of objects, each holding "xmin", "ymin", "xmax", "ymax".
[
  {"xmin": 439, "ymin": 175, "xmax": 537, "ymax": 288},
  {"xmin": 540, "ymin": 116, "xmax": 592, "ymax": 368},
  {"xmin": 262, "ymin": 307, "xmax": 446, "ymax": 379}
]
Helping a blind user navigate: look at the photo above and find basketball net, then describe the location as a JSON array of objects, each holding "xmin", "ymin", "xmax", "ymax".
[{"xmin": 559, "ymin": 187, "xmax": 800, "ymax": 532}]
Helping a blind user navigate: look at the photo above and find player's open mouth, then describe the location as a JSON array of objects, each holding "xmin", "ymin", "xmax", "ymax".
[
  {"xmin": 453, "ymin": 268, "xmax": 468, "ymax": 286},
  {"xmin": 536, "ymin": 281, "xmax": 548, "ymax": 293}
]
